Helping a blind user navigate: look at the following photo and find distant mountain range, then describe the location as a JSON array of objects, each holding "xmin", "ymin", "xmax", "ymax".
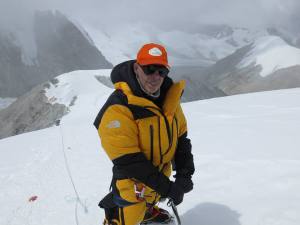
[
  {"xmin": 84, "ymin": 22, "xmax": 299, "ymax": 101},
  {"xmin": 198, "ymin": 36, "xmax": 300, "ymax": 95},
  {"xmin": 168, "ymin": 35, "xmax": 300, "ymax": 100},
  {"xmin": 1, "ymin": 11, "xmax": 299, "ymax": 139},
  {"xmin": 1, "ymin": 10, "xmax": 298, "ymax": 100}
]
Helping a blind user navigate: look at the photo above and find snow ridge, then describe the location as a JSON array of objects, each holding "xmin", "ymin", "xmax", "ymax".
[{"xmin": 239, "ymin": 36, "xmax": 300, "ymax": 77}]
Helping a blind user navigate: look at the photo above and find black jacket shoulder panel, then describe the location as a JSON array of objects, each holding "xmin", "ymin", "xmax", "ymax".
[
  {"xmin": 110, "ymin": 60, "xmax": 143, "ymax": 97},
  {"xmin": 128, "ymin": 104, "xmax": 157, "ymax": 120},
  {"xmin": 93, "ymin": 90, "xmax": 128, "ymax": 129}
]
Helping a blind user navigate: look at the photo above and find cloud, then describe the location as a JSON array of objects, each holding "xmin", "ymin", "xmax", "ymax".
[
  {"xmin": 0, "ymin": 0, "xmax": 299, "ymax": 33},
  {"xmin": 70, "ymin": 0, "xmax": 300, "ymax": 33}
]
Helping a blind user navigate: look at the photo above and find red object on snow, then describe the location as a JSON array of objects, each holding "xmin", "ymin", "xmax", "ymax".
[{"xmin": 28, "ymin": 196, "xmax": 38, "ymax": 202}]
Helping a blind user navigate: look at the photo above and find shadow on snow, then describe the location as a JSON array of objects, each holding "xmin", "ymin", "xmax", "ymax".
[{"xmin": 181, "ymin": 202, "xmax": 241, "ymax": 225}]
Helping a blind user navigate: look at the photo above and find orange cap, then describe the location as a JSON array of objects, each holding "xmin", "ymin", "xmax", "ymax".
[{"xmin": 136, "ymin": 43, "xmax": 170, "ymax": 68}]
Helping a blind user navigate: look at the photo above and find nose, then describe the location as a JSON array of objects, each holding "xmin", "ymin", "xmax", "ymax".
[{"xmin": 151, "ymin": 70, "xmax": 160, "ymax": 78}]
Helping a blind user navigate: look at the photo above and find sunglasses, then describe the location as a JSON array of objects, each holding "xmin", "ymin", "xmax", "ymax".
[{"xmin": 139, "ymin": 64, "xmax": 169, "ymax": 78}]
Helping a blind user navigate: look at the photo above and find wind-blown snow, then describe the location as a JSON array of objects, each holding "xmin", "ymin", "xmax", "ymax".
[
  {"xmin": 10, "ymin": 23, "xmax": 38, "ymax": 66},
  {"xmin": 239, "ymin": 36, "xmax": 300, "ymax": 77},
  {"xmin": 1, "ymin": 69, "xmax": 300, "ymax": 225},
  {"xmin": 0, "ymin": 98, "xmax": 16, "ymax": 110},
  {"xmin": 82, "ymin": 22, "xmax": 267, "ymax": 67}
]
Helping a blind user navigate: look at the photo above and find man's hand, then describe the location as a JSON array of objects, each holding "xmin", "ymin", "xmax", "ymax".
[
  {"xmin": 175, "ymin": 176, "xmax": 193, "ymax": 193},
  {"xmin": 167, "ymin": 182, "xmax": 184, "ymax": 205}
]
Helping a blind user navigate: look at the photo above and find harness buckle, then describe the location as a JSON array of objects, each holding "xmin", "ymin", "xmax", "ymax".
[{"xmin": 134, "ymin": 183, "xmax": 146, "ymax": 201}]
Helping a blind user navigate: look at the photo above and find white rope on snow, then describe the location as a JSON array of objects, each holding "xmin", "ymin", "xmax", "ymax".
[{"xmin": 58, "ymin": 124, "xmax": 88, "ymax": 225}]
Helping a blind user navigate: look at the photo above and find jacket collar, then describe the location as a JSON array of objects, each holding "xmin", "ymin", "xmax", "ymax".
[{"xmin": 111, "ymin": 60, "xmax": 185, "ymax": 117}]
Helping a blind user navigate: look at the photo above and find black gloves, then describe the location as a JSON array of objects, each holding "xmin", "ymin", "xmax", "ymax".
[
  {"xmin": 167, "ymin": 182, "xmax": 184, "ymax": 205},
  {"xmin": 175, "ymin": 176, "xmax": 193, "ymax": 193}
]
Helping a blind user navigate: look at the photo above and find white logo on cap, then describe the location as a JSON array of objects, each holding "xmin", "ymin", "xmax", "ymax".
[{"xmin": 148, "ymin": 47, "xmax": 162, "ymax": 56}]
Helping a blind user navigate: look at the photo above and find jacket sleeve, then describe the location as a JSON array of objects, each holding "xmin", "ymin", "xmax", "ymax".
[
  {"xmin": 112, "ymin": 153, "xmax": 171, "ymax": 197},
  {"xmin": 174, "ymin": 105, "xmax": 195, "ymax": 178},
  {"xmin": 98, "ymin": 104, "xmax": 172, "ymax": 197}
]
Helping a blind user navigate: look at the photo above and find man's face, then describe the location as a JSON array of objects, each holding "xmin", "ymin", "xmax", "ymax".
[{"xmin": 134, "ymin": 63, "xmax": 168, "ymax": 94}]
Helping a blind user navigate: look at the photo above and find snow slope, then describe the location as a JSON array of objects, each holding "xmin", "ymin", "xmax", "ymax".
[
  {"xmin": 44, "ymin": 69, "xmax": 112, "ymax": 107},
  {"xmin": 1, "ymin": 69, "xmax": 300, "ymax": 225},
  {"xmin": 239, "ymin": 36, "xmax": 300, "ymax": 77}
]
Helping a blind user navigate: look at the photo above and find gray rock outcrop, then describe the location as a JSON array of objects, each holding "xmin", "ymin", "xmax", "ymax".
[{"xmin": 0, "ymin": 82, "xmax": 69, "ymax": 140}]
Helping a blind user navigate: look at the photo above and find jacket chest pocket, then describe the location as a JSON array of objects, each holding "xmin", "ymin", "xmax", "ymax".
[{"xmin": 137, "ymin": 116, "xmax": 178, "ymax": 166}]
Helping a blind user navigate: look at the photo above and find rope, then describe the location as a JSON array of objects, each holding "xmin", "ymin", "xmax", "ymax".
[
  {"xmin": 58, "ymin": 124, "xmax": 88, "ymax": 225},
  {"xmin": 75, "ymin": 200, "xmax": 80, "ymax": 225}
]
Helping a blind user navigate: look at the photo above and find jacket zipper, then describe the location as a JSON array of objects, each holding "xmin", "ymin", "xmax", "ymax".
[
  {"xmin": 144, "ymin": 106, "xmax": 172, "ymax": 147},
  {"xmin": 144, "ymin": 106, "xmax": 174, "ymax": 163},
  {"xmin": 162, "ymin": 114, "xmax": 172, "ymax": 147},
  {"xmin": 162, "ymin": 117, "xmax": 176, "ymax": 157},
  {"xmin": 174, "ymin": 116, "xmax": 179, "ymax": 150},
  {"xmin": 157, "ymin": 117, "xmax": 163, "ymax": 164},
  {"xmin": 149, "ymin": 125, "xmax": 154, "ymax": 163}
]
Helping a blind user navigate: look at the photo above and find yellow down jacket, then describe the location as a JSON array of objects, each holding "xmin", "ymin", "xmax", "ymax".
[{"xmin": 94, "ymin": 60, "xmax": 194, "ymax": 206}]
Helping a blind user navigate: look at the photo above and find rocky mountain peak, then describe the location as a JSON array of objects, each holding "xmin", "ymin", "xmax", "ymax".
[{"xmin": 0, "ymin": 10, "xmax": 113, "ymax": 98}]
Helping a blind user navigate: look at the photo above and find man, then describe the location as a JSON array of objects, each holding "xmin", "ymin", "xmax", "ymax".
[{"xmin": 94, "ymin": 43, "xmax": 195, "ymax": 225}]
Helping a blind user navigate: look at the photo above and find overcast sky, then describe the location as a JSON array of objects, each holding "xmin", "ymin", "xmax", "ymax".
[{"xmin": 0, "ymin": 0, "xmax": 299, "ymax": 33}]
